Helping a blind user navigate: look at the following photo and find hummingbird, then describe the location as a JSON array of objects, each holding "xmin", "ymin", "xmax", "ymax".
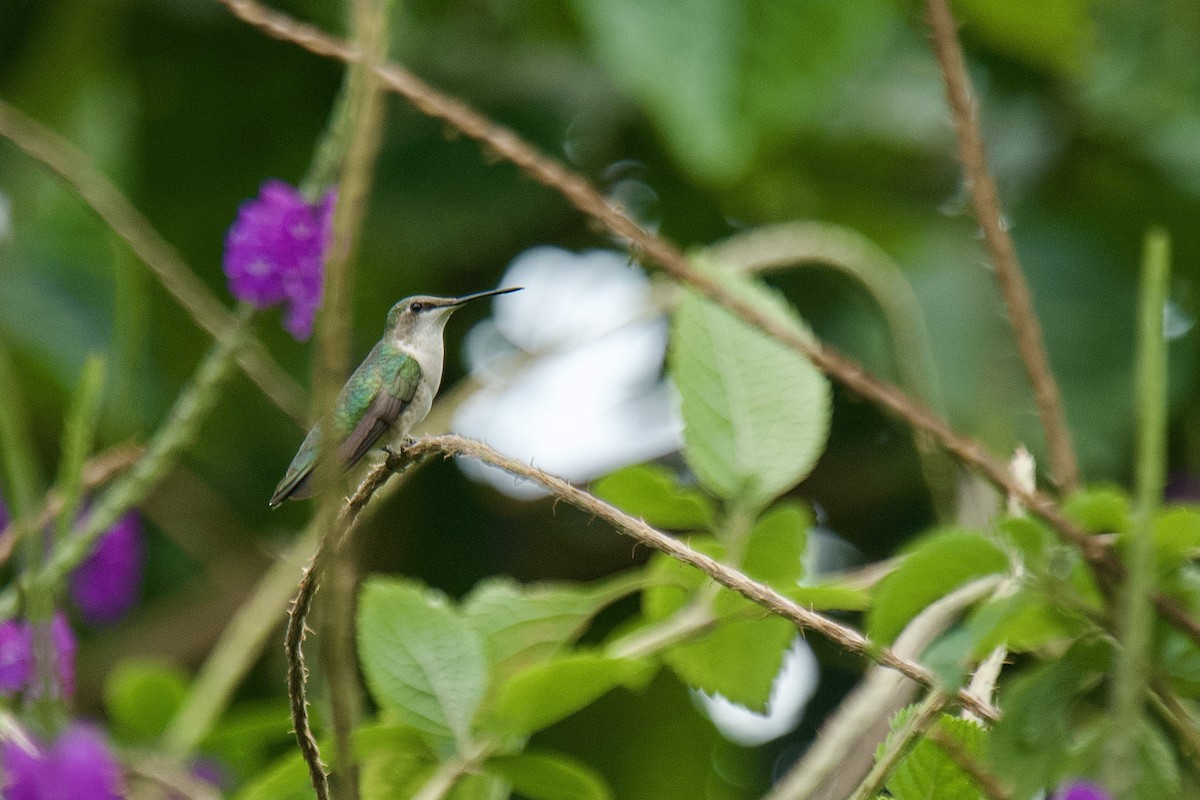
[{"xmin": 269, "ymin": 286, "xmax": 522, "ymax": 507}]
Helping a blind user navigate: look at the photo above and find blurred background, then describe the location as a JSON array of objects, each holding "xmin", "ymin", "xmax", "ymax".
[{"xmin": 2, "ymin": 0, "xmax": 1200, "ymax": 795}]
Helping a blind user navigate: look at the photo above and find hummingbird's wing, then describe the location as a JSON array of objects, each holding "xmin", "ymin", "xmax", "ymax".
[
  {"xmin": 269, "ymin": 346, "xmax": 422, "ymax": 507},
  {"xmin": 336, "ymin": 347, "xmax": 423, "ymax": 466}
]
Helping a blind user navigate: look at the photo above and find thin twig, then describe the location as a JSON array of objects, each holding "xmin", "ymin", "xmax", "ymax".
[
  {"xmin": 0, "ymin": 99, "xmax": 309, "ymax": 426},
  {"xmin": 927, "ymin": 726, "xmax": 1012, "ymax": 800},
  {"xmin": 215, "ymin": 0, "xmax": 1200, "ymax": 643},
  {"xmin": 397, "ymin": 435, "xmax": 1001, "ymax": 722},
  {"xmin": 924, "ymin": 0, "xmax": 1079, "ymax": 492}
]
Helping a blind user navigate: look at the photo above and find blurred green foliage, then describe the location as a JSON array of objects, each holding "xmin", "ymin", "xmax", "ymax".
[{"xmin": 4, "ymin": 0, "xmax": 1200, "ymax": 796}]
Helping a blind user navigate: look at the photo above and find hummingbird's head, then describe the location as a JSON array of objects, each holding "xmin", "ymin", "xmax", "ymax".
[{"xmin": 385, "ymin": 286, "xmax": 523, "ymax": 341}]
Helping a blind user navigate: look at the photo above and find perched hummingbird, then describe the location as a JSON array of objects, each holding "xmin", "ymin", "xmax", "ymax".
[{"xmin": 269, "ymin": 286, "xmax": 522, "ymax": 507}]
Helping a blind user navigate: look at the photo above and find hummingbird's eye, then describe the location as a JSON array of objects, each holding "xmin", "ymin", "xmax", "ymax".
[{"xmin": 409, "ymin": 301, "xmax": 424, "ymax": 313}]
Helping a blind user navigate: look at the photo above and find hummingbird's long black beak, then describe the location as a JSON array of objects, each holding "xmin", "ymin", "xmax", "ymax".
[{"xmin": 449, "ymin": 286, "xmax": 523, "ymax": 306}]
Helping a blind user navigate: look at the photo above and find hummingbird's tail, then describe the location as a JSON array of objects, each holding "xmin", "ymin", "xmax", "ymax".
[{"xmin": 269, "ymin": 425, "xmax": 321, "ymax": 508}]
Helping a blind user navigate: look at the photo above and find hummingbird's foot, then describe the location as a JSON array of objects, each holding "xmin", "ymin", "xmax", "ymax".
[{"xmin": 382, "ymin": 437, "xmax": 418, "ymax": 460}]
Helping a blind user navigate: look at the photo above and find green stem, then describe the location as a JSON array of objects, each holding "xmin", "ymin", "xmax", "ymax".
[
  {"xmin": 24, "ymin": 355, "xmax": 107, "ymax": 734},
  {"xmin": 0, "ymin": 308, "xmax": 252, "ymax": 620},
  {"xmin": 846, "ymin": 691, "xmax": 947, "ymax": 800},
  {"xmin": 0, "ymin": 347, "xmax": 46, "ymax": 518},
  {"xmin": 1107, "ymin": 228, "xmax": 1170, "ymax": 796},
  {"xmin": 160, "ymin": 522, "xmax": 321, "ymax": 756},
  {"xmin": 52, "ymin": 355, "xmax": 107, "ymax": 545}
]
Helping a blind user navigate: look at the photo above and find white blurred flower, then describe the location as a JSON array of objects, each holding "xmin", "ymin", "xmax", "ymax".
[
  {"xmin": 696, "ymin": 639, "xmax": 820, "ymax": 747},
  {"xmin": 452, "ymin": 247, "xmax": 682, "ymax": 498}
]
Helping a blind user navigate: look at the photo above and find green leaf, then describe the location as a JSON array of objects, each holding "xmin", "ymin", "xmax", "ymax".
[
  {"xmin": 592, "ymin": 464, "xmax": 716, "ymax": 531},
  {"xmin": 867, "ymin": 529, "xmax": 1008, "ymax": 644},
  {"xmin": 569, "ymin": 0, "xmax": 751, "ymax": 184},
  {"xmin": 670, "ymin": 266, "xmax": 830, "ymax": 512},
  {"xmin": 662, "ymin": 614, "xmax": 795, "ymax": 712},
  {"xmin": 886, "ymin": 714, "xmax": 987, "ymax": 800},
  {"xmin": 1153, "ymin": 506, "xmax": 1200, "ymax": 570},
  {"xmin": 955, "ymin": 0, "xmax": 1089, "ymax": 74},
  {"xmin": 788, "ymin": 581, "xmax": 871, "ymax": 611},
  {"xmin": 1070, "ymin": 718, "xmax": 1181, "ymax": 800},
  {"xmin": 988, "ymin": 640, "xmax": 1111, "ymax": 800},
  {"xmin": 233, "ymin": 751, "xmax": 313, "ymax": 800},
  {"xmin": 353, "ymin": 722, "xmax": 438, "ymax": 761},
  {"xmin": 360, "ymin": 751, "xmax": 438, "ymax": 800},
  {"xmin": 1064, "ymin": 488, "xmax": 1132, "ymax": 535},
  {"xmin": 964, "ymin": 588, "xmax": 1087, "ymax": 656},
  {"xmin": 102, "ymin": 659, "xmax": 188, "ymax": 743},
  {"xmin": 486, "ymin": 653, "xmax": 653, "ymax": 736},
  {"xmin": 486, "ymin": 751, "xmax": 614, "ymax": 800},
  {"xmin": 640, "ymin": 504, "xmax": 809, "ymax": 710},
  {"xmin": 463, "ymin": 572, "xmax": 643, "ymax": 684},
  {"xmin": 357, "ymin": 578, "xmax": 488, "ymax": 744},
  {"xmin": 731, "ymin": 502, "xmax": 809, "ymax": 601},
  {"xmin": 1000, "ymin": 515, "xmax": 1055, "ymax": 570}
]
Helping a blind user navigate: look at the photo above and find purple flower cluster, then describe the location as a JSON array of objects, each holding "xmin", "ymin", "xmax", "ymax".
[
  {"xmin": 2, "ymin": 724, "xmax": 123, "ymax": 800},
  {"xmin": 223, "ymin": 179, "xmax": 336, "ymax": 340},
  {"xmin": 1054, "ymin": 780, "xmax": 1111, "ymax": 800},
  {"xmin": 70, "ymin": 511, "xmax": 142, "ymax": 626},
  {"xmin": 0, "ymin": 614, "xmax": 75, "ymax": 697}
]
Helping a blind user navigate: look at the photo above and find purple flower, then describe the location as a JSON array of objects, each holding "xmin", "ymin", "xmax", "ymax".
[
  {"xmin": 190, "ymin": 756, "xmax": 232, "ymax": 791},
  {"xmin": 223, "ymin": 179, "xmax": 336, "ymax": 340},
  {"xmin": 70, "ymin": 511, "xmax": 143, "ymax": 626},
  {"xmin": 2, "ymin": 723, "xmax": 123, "ymax": 800},
  {"xmin": 0, "ymin": 614, "xmax": 76, "ymax": 698},
  {"xmin": 1053, "ymin": 780, "xmax": 1111, "ymax": 800},
  {"xmin": 0, "ymin": 618, "xmax": 31, "ymax": 693},
  {"xmin": 0, "ymin": 493, "xmax": 9, "ymax": 530}
]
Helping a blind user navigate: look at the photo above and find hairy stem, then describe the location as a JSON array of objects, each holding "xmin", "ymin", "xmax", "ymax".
[{"xmin": 924, "ymin": 0, "xmax": 1079, "ymax": 492}]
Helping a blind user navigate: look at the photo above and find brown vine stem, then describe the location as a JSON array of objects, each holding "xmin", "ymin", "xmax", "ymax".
[
  {"xmin": 214, "ymin": 0, "xmax": 1200, "ymax": 646},
  {"xmin": 283, "ymin": 436, "xmax": 998, "ymax": 796},
  {"xmin": 0, "ymin": 99, "xmax": 309, "ymax": 427},
  {"xmin": 924, "ymin": 0, "xmax": 1080, "ymax": 493},
  {"xmin": 285, "ymin": 452, "xmax": 432, "ymax": 800},
  {"xmin": 400, "ymin": 435, "xmax": 1001, "ymax": 722}
]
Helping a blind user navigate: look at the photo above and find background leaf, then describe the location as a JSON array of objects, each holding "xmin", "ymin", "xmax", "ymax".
[
  {"xmin": 486, "ymin": 653, "xmax": 653, "ymax": 736},
  {"xmin": 486, "ymin": 751, "xmax": 614, "ymax": 800},
  {"xmin": 102, "ymin": 659, "xmax": 188, "ymax": 743}
]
